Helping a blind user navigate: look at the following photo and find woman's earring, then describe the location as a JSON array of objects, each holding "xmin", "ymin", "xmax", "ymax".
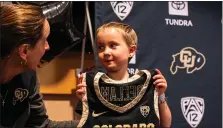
[
  {"xmin": 129, "ymin": 54, "xmax": 132, "ymax": 57},
  {"xmin": 21, "ymin": 60, "xmax": 27, "ymax": 66}
]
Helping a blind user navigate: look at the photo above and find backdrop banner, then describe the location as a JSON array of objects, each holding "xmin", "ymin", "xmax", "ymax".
[{"xmin": 95, "ymin": 1, "xmax": 222, "ymax": 128}]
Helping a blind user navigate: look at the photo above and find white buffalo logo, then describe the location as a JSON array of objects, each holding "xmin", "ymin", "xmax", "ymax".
[{"xmin": 170, "ymin": 47, "xmax": 206, "ymax": 75}]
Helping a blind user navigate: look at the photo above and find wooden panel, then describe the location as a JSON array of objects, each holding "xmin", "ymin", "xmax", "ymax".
[{"xmin": 37, "ymin": 52, "xmax": 95, "ymax": 94}]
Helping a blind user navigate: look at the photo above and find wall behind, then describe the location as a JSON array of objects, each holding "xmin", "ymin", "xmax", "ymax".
[{"xmin": 37, "ymin": 51, "xmax": 95, "ymax": 120}]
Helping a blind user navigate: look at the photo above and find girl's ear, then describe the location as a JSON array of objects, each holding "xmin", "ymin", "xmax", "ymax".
[{"xmin": 129, "ymin": 45, "xmax": 136, "ymax": 57}]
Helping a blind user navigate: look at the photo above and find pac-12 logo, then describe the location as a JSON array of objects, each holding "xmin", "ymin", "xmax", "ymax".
[
  {"xmin": 170, "ymin": 47, "xmax": 206, "ymax": 75},
  {"xmin": 181, "ymin": 97, "xmax": 205, "ymax": 128},
  {"xmin": 140, "ymin": 106, "xmax": 150, "ymax": 118},
  {"xmin": 110, "ymin": 1, "xmax": 133, "ymax": 21}
]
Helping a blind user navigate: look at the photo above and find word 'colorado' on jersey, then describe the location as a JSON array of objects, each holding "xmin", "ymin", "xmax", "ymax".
[{"xmin": 93, "ymin": 123, "xmax": 155, "ymax": 128}]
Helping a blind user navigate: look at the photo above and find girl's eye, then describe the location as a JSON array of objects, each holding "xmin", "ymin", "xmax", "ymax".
[
  {"xmin": 110, "ymin": 43, "xmax": 117, "ymax": 48},
  {"xmin": 98, "ymin": 45, "xmax": 104, "ymax": 50}
]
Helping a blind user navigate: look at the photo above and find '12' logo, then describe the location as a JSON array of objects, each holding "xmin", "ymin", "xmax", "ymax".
[
  {"xmin": 181, "ymin": 97, "xmax": 205, "ymax": 128},
  {"xmin": 110, "ymin": 2, "xmax": 133, "ymax": 21}
]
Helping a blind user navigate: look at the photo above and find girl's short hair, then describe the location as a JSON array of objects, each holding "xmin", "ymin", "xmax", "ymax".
[{"xmin": 96, "ymin": 22, "xmax": 138, "ymax": 47}]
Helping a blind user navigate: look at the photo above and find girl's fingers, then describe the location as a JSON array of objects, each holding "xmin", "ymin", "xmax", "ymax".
[
  {"xmin": 155, "ymin": 69, "xmax": 162, "ymax": 74},
  {"xmin": 76, "ymin": 89, "xmax": 85, "ymax": 94},
  {"xmin": 77, "ymin": 83, "xmax": 86, "ymax": 88},
  {"xmin": 155, "ymin": 82, "xmax": 166, "ymax": 87},
  {"xmin": 78, "ymin": 74, "xmax": 83, "ymax": 84},
  {"xmin": 153, "ymin": 74, "xmax": 164, "ymax": 79},
  {"xmin": 153, "ymin": 79, "xmax": 166, "ymax": 85}
]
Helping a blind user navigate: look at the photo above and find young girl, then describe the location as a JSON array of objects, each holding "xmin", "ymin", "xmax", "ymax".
[{"xmin": 76, "ymin": 22, "xmax": 171, "ymax": 128}]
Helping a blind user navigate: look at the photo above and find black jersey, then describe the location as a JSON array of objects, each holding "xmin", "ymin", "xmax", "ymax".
[{"xmin": 77, "ymin": 69, "xmax": 160, "ymax": 128}]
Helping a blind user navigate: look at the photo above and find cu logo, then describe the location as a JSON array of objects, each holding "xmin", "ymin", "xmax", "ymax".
[
  {"xmin": 171, "ymin": 1, "xmax": 186, "ymax": 10},
  {"xmin": 170, "ymin": 47, "xmax": 206, "ymax": 75},
  {"xmin": 13, "ymin": 88, "xmax": 29, "ymax": 105}
]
